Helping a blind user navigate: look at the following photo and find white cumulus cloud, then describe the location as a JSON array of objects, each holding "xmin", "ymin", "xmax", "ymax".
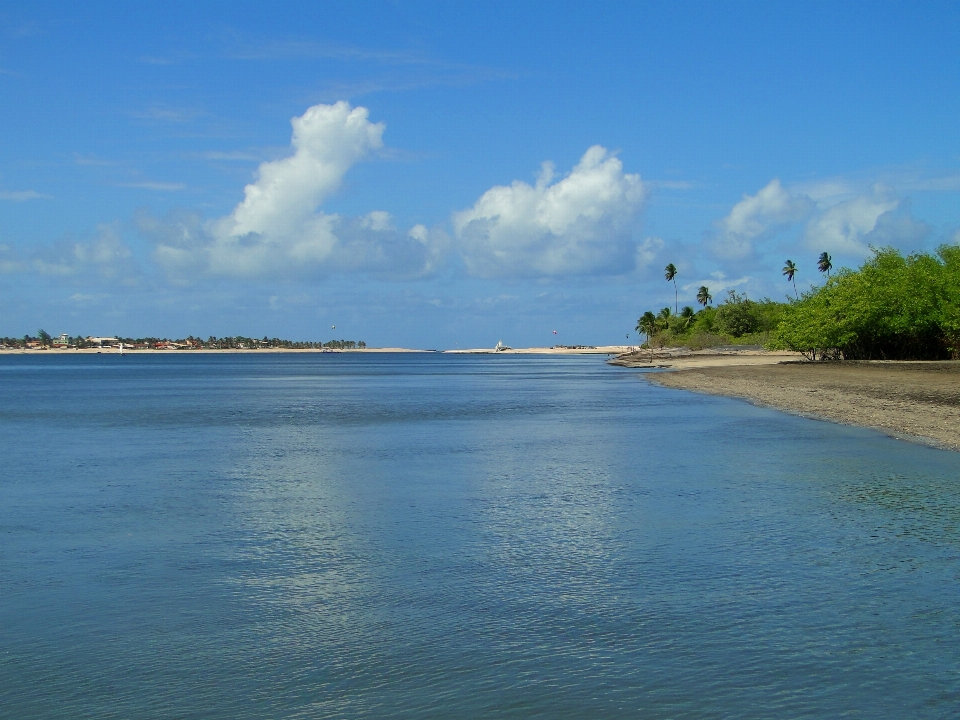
[
  {"xmin": 709, "ymin": 178, "xmax": 934, "ymax": 261},
  {"xmin": 802, "ymin": 188, "xmax": 899, "ymax": 255},
  {"xmin": 712, "ymin": 179, "xmax": 814, "ymax": 258},
  {"xmin": 151, "ymin": 101, "xmax": 445, "ymax": 281},
  {"xmin": 453, "ymin": 146, "xmax": 647, "ymax": 277}
]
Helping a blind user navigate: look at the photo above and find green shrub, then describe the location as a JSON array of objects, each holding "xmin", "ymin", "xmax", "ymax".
[
  {"xmin": 713, "ymin": 293, "xmax": 757, "ymax": 336},
  {"xmin": 772, "ymin": 246, "xmax": 960, "ymax": 360},
  {"xmin": 636, "ymin": 244, "xmax": 960, "ymax": 359}
]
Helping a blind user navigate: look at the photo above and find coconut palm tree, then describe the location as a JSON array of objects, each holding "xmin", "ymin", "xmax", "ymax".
[
  {"xmin": 656, "ymin": 307, "xmax": 672, "ymax": 334},
  {"xmin": 817, "ymin": 252, "xmax": 832, "ymax": 278},
  {"xmin": 636, "ymin": 311, "xmax": 658, "ymax": 345},
  {"xmin": 782, "ymin": 259, "xmax": 798, "ymax": 299},
  {"xmin": 664, "ymin": 263, "xmax": 678, "ymax": 314},
  {"xmin": 696, "ymin": 285, "xmax": 712, "ymax": 307}
]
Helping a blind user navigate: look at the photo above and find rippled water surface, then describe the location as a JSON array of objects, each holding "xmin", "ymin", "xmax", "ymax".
[{"xmin": 2, "ymin": 353, "xmax": 960, "ymax": 718}]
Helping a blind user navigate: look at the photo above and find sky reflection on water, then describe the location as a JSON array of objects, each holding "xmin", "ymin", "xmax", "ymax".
[{"xmin": 1, "ymin": 353, "xmax": 959, "ymax": 718}]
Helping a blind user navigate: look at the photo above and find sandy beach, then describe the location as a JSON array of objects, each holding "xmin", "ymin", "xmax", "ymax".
[{"xmin": 613, "ymin": 349, "xmax": 960, "ymax": 451}]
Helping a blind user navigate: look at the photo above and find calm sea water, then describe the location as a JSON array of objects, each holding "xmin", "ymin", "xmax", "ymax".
[{"xmin": 2, "ymin": 353, "xmax": 960, "ymax": 719}]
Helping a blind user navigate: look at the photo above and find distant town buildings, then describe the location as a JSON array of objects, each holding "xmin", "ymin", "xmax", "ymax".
[{"xmin": 0, "ymin": 334, "xmax": 366, "ymax": 351}]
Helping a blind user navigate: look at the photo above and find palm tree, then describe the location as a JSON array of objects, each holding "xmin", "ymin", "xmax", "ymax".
[
  {"xmin": 817, "ymin": 252, "xmax": 832, "ymax": 278},
  {"xmin": 664, "ymin": 263, "xmax": 678, "ymax": 314},
  {"xmin": 636, "ymin": 311, "xmax": 658, "ymax": 345},
  {"xmin": 782, "ymin": 259, "xmax": 798, "ymax": 299},
  {"xmin": 696, "ymin": 285, "xmax": 712, "ymax": 307},
  {"xmin": 656, "ymin": 307, "xmax": 672, "ymax": 335}
]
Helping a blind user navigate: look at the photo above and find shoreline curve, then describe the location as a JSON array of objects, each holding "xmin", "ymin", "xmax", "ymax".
[{"xmin": 625, "ymin": 355, "xmax": 960, "ymax": 452}]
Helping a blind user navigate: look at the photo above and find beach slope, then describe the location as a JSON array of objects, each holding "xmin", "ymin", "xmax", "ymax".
[{"xmin": 637, "ymin": 359, "xmax": 960, "ymax": 450}]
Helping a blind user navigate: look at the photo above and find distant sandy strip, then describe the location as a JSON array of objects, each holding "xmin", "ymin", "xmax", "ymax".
[{"xmin": 611, "ymin": 349, "xmax": 960, "ymax": 451}]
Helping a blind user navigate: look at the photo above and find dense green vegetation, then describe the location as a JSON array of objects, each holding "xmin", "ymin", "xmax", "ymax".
[
  {"xmin": 637, "ymin": 246, "xmax": 960, "ymax": 359},
  {"xmin": 637, "ymin": 291, "xmax": 784, "ymax": 350},
  {"xmin": 772, "ymin": 246, "xmax": 960, "ymax": 360}
]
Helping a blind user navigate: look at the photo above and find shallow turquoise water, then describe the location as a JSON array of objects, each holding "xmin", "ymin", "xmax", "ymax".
[{"xmin": 1, "ymin": 353, "xmax": 959, "ymax": 718}]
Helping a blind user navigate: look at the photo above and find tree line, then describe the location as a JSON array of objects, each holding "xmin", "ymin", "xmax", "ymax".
[
  {"xmin": 0, "ymin": 334, "xmax": 367, "ymax": 350},
  {"xmin": 636, "ymin": 245, "xmax": 960, "ymax": 360}
]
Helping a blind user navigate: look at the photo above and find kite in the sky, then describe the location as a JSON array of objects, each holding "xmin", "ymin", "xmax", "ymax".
[{"xmin": 552, "ymin": 330, "xmax": 557, "ymax": 335}]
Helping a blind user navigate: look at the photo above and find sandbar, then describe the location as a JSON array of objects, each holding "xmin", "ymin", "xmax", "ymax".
[{"xmin": 613, "ymin": 349, "xmax": 960, "ymax": 451}]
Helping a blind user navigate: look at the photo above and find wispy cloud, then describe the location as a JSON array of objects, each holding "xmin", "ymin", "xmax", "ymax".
[
  {"xmin": 120, "ymin": 182, "xmax": 187, "ymax": 191},
  {"xmin": 220, "ymin": 32, "xmax": 514, "ymax": 99},
  {"xmin": 681, "ymin": 272, "xmax": 750, "ymax": 296},
  {"xmin": 649, "ymin": 179, "xmax": 698, "ymax": 190},
  {"xmin": 311, "ymin": 66, "xmax": 517, "ymax": 100},
  {"xmin": 635, "ymin": 237, "xmax": 664, "ymax": 269},
  {"xmin": 0, "ymin": 224, "xmax": 139, "ymax": 281},
  {"xmin": 73, "ymin": 152, "xmax": 116, "ymax": 166},
  {"xmin": 0, "ymin": 243, "xmax": 25, "ymax": 273},
  {"xmin": 137, "ymin": 55, "xmax": 177, "ymax": 66},
  {"xmin": 130, "ymin": 106, "xmax": 205, "ymax": 123},
  {"xmin": 222, "ymin": 35, "xmax": 437, "ymax": 65},
  {"xmin": 0, "ymin": 189, "xmax": 50, "ymax": 201},
  {"xmin": 789, "ymin": 178, "xmax": 856, "ymax": 203},
  {"xmin": 893, "ymin": 174, "xmax": 960, "ymax": 192},
  {"xmin": 791, "ymin": 168, "xmax": 960, "ymax": 200},
  {"xmin": 69, "ymin": 292, "xmax": 109, "ymax": 304},
  {"xmin": 190, "ymin": 150, "xmax": 263, "ymax": 162},
  {"xmin": 11, "ymin": 20, "xmax": 42, "ymax": 37},
  {"xmin": 136, "ymin": 51, "xmax": 195, "ymax": 66}
]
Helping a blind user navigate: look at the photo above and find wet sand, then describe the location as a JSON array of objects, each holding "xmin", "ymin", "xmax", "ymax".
[
  {"xmin": 637, "ymin": 359, "xmax": 960, "ymax": 451},
  {"xmin": 609, "ymin": 347, "xmax": 800, "ymax": 369}
]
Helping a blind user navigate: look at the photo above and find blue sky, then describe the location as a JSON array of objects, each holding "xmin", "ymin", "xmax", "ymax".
[{"xmin": 1, "ymin": 1, "xmax": 958, "ymax": 347}]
